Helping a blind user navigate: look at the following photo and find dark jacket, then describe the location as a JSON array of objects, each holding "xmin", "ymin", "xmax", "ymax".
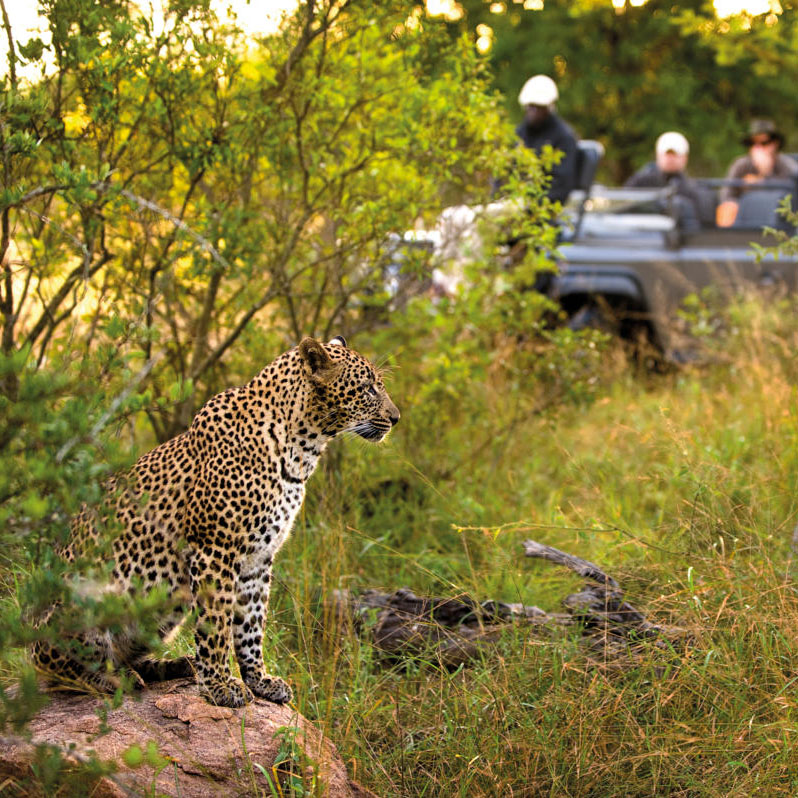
[
  {"xmin": 625, "ymin": 162, "xmax": 711, "ymax": 229},
  {"xmin": 515, "ymin": 112, "xmax": 579, "ymax": 204}
]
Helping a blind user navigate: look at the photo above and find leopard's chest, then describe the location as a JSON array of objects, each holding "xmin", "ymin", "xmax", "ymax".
[
  {"xmin": 242, "ymin": 472, "xmax": 306, "ymax": 550},
  {"xmin": 270, "ymin": 478, "xmax": 306, "ymax": 537},
  {"xmin": 237, "ymin": 477, "xmax": 305, "ymax": 578}
]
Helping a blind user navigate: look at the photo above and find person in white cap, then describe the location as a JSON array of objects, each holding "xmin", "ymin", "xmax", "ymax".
[
  {"xmin": 625, "ymin": 131, "xmax": 707, "ymax": 230},
  {"xmin": 514, "ymin": 74, "xmax": 579, "ymax": 204},
  {"xmin": 626, "ymin": 131, "xmax": 691, "ymax": 189}
]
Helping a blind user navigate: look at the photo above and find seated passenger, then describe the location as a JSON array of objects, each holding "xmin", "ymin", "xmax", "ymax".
[
  {"xmin": 716, "ymin": 119, "xmax": 798, "ymax": 227},
  {"xmin": 625, "ymin": 132, "xmax": 707, "ymax": 230}
]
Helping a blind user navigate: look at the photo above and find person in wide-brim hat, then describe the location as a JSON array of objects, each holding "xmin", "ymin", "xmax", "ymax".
[
  {"xmin": 716, "ymin": 117, "xmax": 798, "ymax": 226},
  {"xmin": 742, "ymin": 119, "xmax": 785, "ymax": 149}
]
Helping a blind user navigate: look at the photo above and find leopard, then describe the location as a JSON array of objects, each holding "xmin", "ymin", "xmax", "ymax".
[{"xmin": 32, "ymin": 336, "xmax": 399, "ymax": 707}]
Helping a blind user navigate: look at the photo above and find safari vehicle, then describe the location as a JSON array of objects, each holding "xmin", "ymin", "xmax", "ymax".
[
  {"xmin": 387, "ymin": 141, "xmax": 798, "ymax": 364},
  {"xmin": 551, "ymin": 140, "xmax": 798, "ymax": 363}
]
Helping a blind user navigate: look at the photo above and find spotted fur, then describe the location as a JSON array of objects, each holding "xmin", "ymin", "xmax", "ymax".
[{"xmin": 32, "ymin": 337, "xmax": 399, "ymax": 707}]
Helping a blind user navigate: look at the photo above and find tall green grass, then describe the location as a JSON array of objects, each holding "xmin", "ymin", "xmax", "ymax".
[{"xmin": 272, "ymin": 296, "xmax": 798, "ymax": 796}]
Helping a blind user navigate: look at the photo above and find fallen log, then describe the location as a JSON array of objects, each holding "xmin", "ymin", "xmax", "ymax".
[{"xmin": 325, "ymin": 539, "xmax": 685, "ymax": 668}]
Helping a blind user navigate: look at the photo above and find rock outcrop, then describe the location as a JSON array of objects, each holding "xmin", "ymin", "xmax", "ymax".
[{"xmin": 0, "ymin": 679, "xmax": 378, "ymax": 797}]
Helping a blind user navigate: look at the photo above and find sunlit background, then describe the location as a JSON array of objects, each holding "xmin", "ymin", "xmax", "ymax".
[
  {"xmin": 0, "ymin": 0, "xmax": 300, "ymax": 80},
  {"xmin": 426, "ymin": 0, "xmax": 781, "ymax": 17},
  {"xmin": 0, "ymin": 0, "xmax": 788, "ymax": 89},
  {"xmin": 425, "ymin": 0, "xmax": 784, "ymax": 53},
  {"xmin": 2, "ymin": 0, "xmax": 302, "ymax": 38},
  {"xmin": 1, "ymin": 0, "xmax": 786, "ymax": 62}
]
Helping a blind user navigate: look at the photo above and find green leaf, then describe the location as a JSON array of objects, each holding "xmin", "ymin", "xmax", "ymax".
[{"xmin": 122, "ymin": 744, "xmax": 143, "ymax": 768}]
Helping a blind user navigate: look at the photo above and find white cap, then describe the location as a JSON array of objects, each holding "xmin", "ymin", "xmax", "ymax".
[
  {"xmin": 518, "ymin": 75, "xmax": 558, "ymax": 107},
  {"xmin": 655, "ymin": 131, "xmax": 689, "ymax": 156}
]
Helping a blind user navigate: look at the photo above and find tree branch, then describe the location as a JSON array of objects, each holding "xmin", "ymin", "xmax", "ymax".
[{"xmin": 0, "ymin": 0, "xmax": 17, "ymax": 90}]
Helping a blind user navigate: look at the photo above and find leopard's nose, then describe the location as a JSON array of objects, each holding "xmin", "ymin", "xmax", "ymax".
[{"xmin": 386, "ymin": 398, "xmax": 400, "ymax": 426}]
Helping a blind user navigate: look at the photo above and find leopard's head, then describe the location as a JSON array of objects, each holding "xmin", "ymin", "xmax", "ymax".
[{"xmin": 298, "ymin": 336, "xmax": 399, "ymax": 441}]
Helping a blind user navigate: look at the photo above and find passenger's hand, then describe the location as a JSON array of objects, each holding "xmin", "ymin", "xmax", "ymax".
[{"xmin": 716, "ymin": 201, "xmax": 738, "ymax": 228}]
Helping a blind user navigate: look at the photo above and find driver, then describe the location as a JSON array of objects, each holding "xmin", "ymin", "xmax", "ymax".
[{"xmin": 514, "ymin": 74, "xmax": 579, "ymax": 205}]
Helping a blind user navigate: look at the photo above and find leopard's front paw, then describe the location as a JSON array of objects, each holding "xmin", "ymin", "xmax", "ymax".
[
  {"xmin": 245, "ymin": 674, "xmax": 293, "ymax": 704},
  {"xmin": 200, "ymin": 677, "xmax": 254, "ymax": 708}
]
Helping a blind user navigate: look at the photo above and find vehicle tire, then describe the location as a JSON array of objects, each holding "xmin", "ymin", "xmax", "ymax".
[
  {"xmin": 626, "ymin": 322, "xmax": 669, "ymax": 373},
  {"xmin": 566, "ymin": 302, "xmax": 617, "ymax": 335}
]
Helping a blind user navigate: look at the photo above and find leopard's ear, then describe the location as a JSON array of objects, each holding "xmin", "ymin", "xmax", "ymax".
[
  {"xmin": 298, "ymin": 337, "xmax": 338, "ymax": 383},
  {"xmin": 328, "ymin": 335, "xmax": 347, "ymax": 348},
  {"xmin": 298, "ymin": 338, "xmax": 331, "ymax": 372}
]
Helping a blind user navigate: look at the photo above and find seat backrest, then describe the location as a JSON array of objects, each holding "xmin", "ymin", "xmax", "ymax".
[
  {"xmin": 571, "ymin": 140, "xmax": 605, "ymax": 238},
  {"xmin": 574, "ymin": 139, "xmax": 605, "ymax": 193},
  {"xmin": 732, "ymin": 187, "xmax": 792, "ymax": 230}
]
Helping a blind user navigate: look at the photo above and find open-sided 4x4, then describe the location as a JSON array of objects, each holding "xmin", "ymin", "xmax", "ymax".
[
  {"xmin": 550, "ymin": 140, "xmax": 798, "ymax": 363},
  {"xmin": 387, "ymin": 141, "xmax": 797, "ymax": 365}
]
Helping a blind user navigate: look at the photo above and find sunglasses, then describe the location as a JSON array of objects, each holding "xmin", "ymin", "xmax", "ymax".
[{"xmin": 751, "ymin": 136, "xmax": 775, "ymax": 147}]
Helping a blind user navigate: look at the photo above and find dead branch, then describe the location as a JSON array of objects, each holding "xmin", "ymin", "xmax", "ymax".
[{"xmin": 323, "ymin": 540, "xmax": 686, "ymax": 670}]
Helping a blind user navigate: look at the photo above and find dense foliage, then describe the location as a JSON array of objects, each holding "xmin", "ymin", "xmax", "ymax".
[{"xmin": 1, "ymin": 0, "xmax": 522, "ymax": 439}]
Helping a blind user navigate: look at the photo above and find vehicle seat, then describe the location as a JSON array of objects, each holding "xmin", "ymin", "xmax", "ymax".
[
  {"xmin": 572, "ymin": 140, "xmax": 605, "ymax": 237},
  {"xmin": 732, "ymin": 186, "xmax": 796, "ymax": 231}
]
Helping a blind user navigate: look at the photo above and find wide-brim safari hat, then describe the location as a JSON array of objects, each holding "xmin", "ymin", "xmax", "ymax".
[{"xmin": 743, "ymin": 119, "xmax": 785, "ymax": 148}]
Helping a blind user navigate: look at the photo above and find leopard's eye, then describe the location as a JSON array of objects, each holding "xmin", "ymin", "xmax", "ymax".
[{"xmin": 364, "ymin": 384, "xmax": 378, "ymax": 397}]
